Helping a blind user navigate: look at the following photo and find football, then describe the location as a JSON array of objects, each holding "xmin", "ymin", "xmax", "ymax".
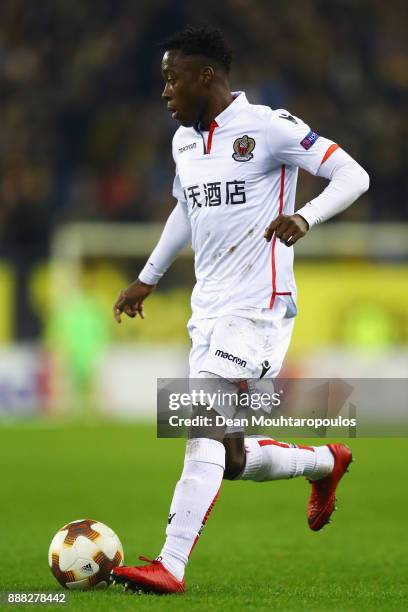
[{"xmin": 48, "ymin": 519, "xmax": 124, "ymax": 589}]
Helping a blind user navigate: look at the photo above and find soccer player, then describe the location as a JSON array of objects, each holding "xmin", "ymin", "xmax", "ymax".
[{"xmin": 111, "ymin": 25, "xmax": 369, "ymax": 594}]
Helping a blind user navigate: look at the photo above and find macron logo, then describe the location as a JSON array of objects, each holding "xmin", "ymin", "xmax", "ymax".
[
  {"xmin": 215, "ymin": 349, "xmax": 247, "ymax": 367},
  {"xmin": 179, "ymin": 142, "xmax": 196, "ymax": 154}
]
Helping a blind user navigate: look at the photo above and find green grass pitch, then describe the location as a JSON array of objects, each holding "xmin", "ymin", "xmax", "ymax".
[{"xmin": 0, "ymin": 422, "xmax": 406, "ymax": 611}]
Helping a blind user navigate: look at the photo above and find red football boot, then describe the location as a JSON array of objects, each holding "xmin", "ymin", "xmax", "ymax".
[
  {"xmin": 308, "ymin": 443, "xmax": 353, "ymax": 532},
  {"xmin": 110, "ymin": 556, "xmax": 185, "ymax": 595}
]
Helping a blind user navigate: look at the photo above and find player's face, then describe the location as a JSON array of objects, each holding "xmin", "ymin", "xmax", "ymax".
[{"xmin": 161, "ymin": 51, "xmax": 209, "ymax": 127}]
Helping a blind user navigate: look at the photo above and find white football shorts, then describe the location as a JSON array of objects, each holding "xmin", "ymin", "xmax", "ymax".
[{"xmin": 188, "ymin": 296, "xmax": 295, "ymax": 381}]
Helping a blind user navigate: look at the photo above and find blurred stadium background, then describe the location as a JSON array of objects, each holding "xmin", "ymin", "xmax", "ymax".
[{"xmin": 0, "ymin": 0, "xmax": 407, "ymax": 420}]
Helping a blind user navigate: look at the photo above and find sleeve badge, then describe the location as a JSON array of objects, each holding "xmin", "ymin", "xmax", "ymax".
[{"xmin": 300, "ymin": 130, "xmax": 319, "ymax": 150}]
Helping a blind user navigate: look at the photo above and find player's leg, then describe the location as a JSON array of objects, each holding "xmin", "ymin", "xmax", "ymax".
[
  {"xmin": 236, "ymin": 436, "xmax": 352, "ymax": 530},
  {"xmin": 216, "ymin": 305, "xmax": 352, "ymax": 530},
  {"xmin": 111, "ymin": 321, "xmax": 232, "ymax": 593},
  {"xmin": 111, "ymin": 406, "xmax": 227, "ymax": 594},
  {"xmin": 224, "ymin": 433, "xmax": 352, "ymax": 531},
  {"xmin": 158, "ymin": 399, "xmax": 227, "ymax": 582},
  {"xmin": 223, "ymin": 435, "xmax": 246, "ymax": 479},
  {"xmin": 155, "ymin": 311, "xmax": 250, "ymax": 582},
  {"xmin": 237, "ymin": 437, "xmax": 334, "ymax": 480},
  {"xmin": 223, "ymin": 434, "xmax": 335, "ymax": 481}
]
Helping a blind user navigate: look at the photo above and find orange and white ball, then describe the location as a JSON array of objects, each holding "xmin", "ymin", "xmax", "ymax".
[{"xmin": 48, "ymin": 519, "xmax": 124, "ymax": 589}]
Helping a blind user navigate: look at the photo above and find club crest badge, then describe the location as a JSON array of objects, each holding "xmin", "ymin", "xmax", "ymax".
[{"xmin": 232, "ymin": 134, "xmax": 256, "ymax": 161}]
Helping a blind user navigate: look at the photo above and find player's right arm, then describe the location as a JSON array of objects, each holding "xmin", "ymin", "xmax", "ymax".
[{"xmin": 113, "ymin": 169, "xmax": 191, "ymax": 323}]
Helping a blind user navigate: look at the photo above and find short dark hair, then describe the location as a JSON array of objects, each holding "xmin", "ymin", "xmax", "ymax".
[{"xmin": 161, "ymin": 25, "xmax": 232, "ymax": 73}]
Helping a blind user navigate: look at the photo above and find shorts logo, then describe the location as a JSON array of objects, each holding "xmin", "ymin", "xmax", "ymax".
[
  {"xmin": 260, "ymin": 360, "xmax": 271, "ymax": 379},
  {"xmin": 215, "ymin": 349, "xmax": 247, "ymax": 367},
  {"xmin": 232, "ymin": 135, "xmax": 255, "ymax": 161},
  {"xmin": 300, "ymin": 130, "xmax": 319, "ymax": 150}
]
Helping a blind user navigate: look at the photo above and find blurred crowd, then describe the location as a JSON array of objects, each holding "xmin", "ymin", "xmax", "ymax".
[{"xmin": 0, "ymin": 0, "xmax": 406, "ymax": 253}]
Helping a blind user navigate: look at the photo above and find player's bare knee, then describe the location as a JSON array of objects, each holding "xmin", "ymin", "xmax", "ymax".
[
  {"xmin": 223, "ymin": 450, "xmax": 246, "ymax": 480},
  {"xmin": 222, "ymin": 436, "xmax": 245, "ymax": 479}
]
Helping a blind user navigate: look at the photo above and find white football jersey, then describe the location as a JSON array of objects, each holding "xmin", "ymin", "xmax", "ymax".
[{"xmin": 172, "ymin": 92, "xmax": 337, "ymax": 320}]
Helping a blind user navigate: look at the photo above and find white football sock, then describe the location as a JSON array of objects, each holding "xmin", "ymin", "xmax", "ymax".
[
  {"xmin": 238, "ymin": 436, "xmax": 334, "ymax": 481},
  {"xmin": 158, "ymin": 438, "xmax": 225, "ymax": 581}
]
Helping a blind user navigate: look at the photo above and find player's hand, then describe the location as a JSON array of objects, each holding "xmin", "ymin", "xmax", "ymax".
[
  {"xmin": 113, "ymin": 279, "xmax": 155, "ymax": 323},
  {"xmin": 264, "ymin": 214, "xmax": 309, "ymax": 246}
]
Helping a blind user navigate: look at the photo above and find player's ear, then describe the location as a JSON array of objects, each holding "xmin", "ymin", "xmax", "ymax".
[{"xmin": 201, "ymin": 66, "xmax": 214, "ymax": 86}]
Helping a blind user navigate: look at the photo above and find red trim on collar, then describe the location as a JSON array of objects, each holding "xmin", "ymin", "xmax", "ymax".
[{"xmin": 206, "ymin": 120, "xmax": 218, "ymax": 154}]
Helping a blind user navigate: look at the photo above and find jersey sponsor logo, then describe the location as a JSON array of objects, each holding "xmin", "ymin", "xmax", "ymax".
[
  {"xmin": 168, "ymin": 512, "xmax": 176, "ymax": 524},
  {"xmin": 300, "ymin": 130, "xmax": 319, "ymax": 150},
  {"xmin": 278, "ymin": 112, "xmax": 298, "ymax": 124},
  {"xmin": 232, "ymin": 134, "xmax": 256, "ymax": 161},
  {"xmin": 178, "ymin": 142, "xmax": 197, "ymax": 154},
  {"xmin": 184, "ymin": 181, "xmax": 246, "ymax": 207},
  {"xmin": 215, "ymin": 349, "xmax": 247, "ymax": 367},
  {"xmin": 260, "ymin": 360, "xmax": 271, "ymax": 379}
]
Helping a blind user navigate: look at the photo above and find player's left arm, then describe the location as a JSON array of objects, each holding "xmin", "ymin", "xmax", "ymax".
[{"xmin": 264, "ymin": 112, "xmax": 370, "ymax": 246}]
